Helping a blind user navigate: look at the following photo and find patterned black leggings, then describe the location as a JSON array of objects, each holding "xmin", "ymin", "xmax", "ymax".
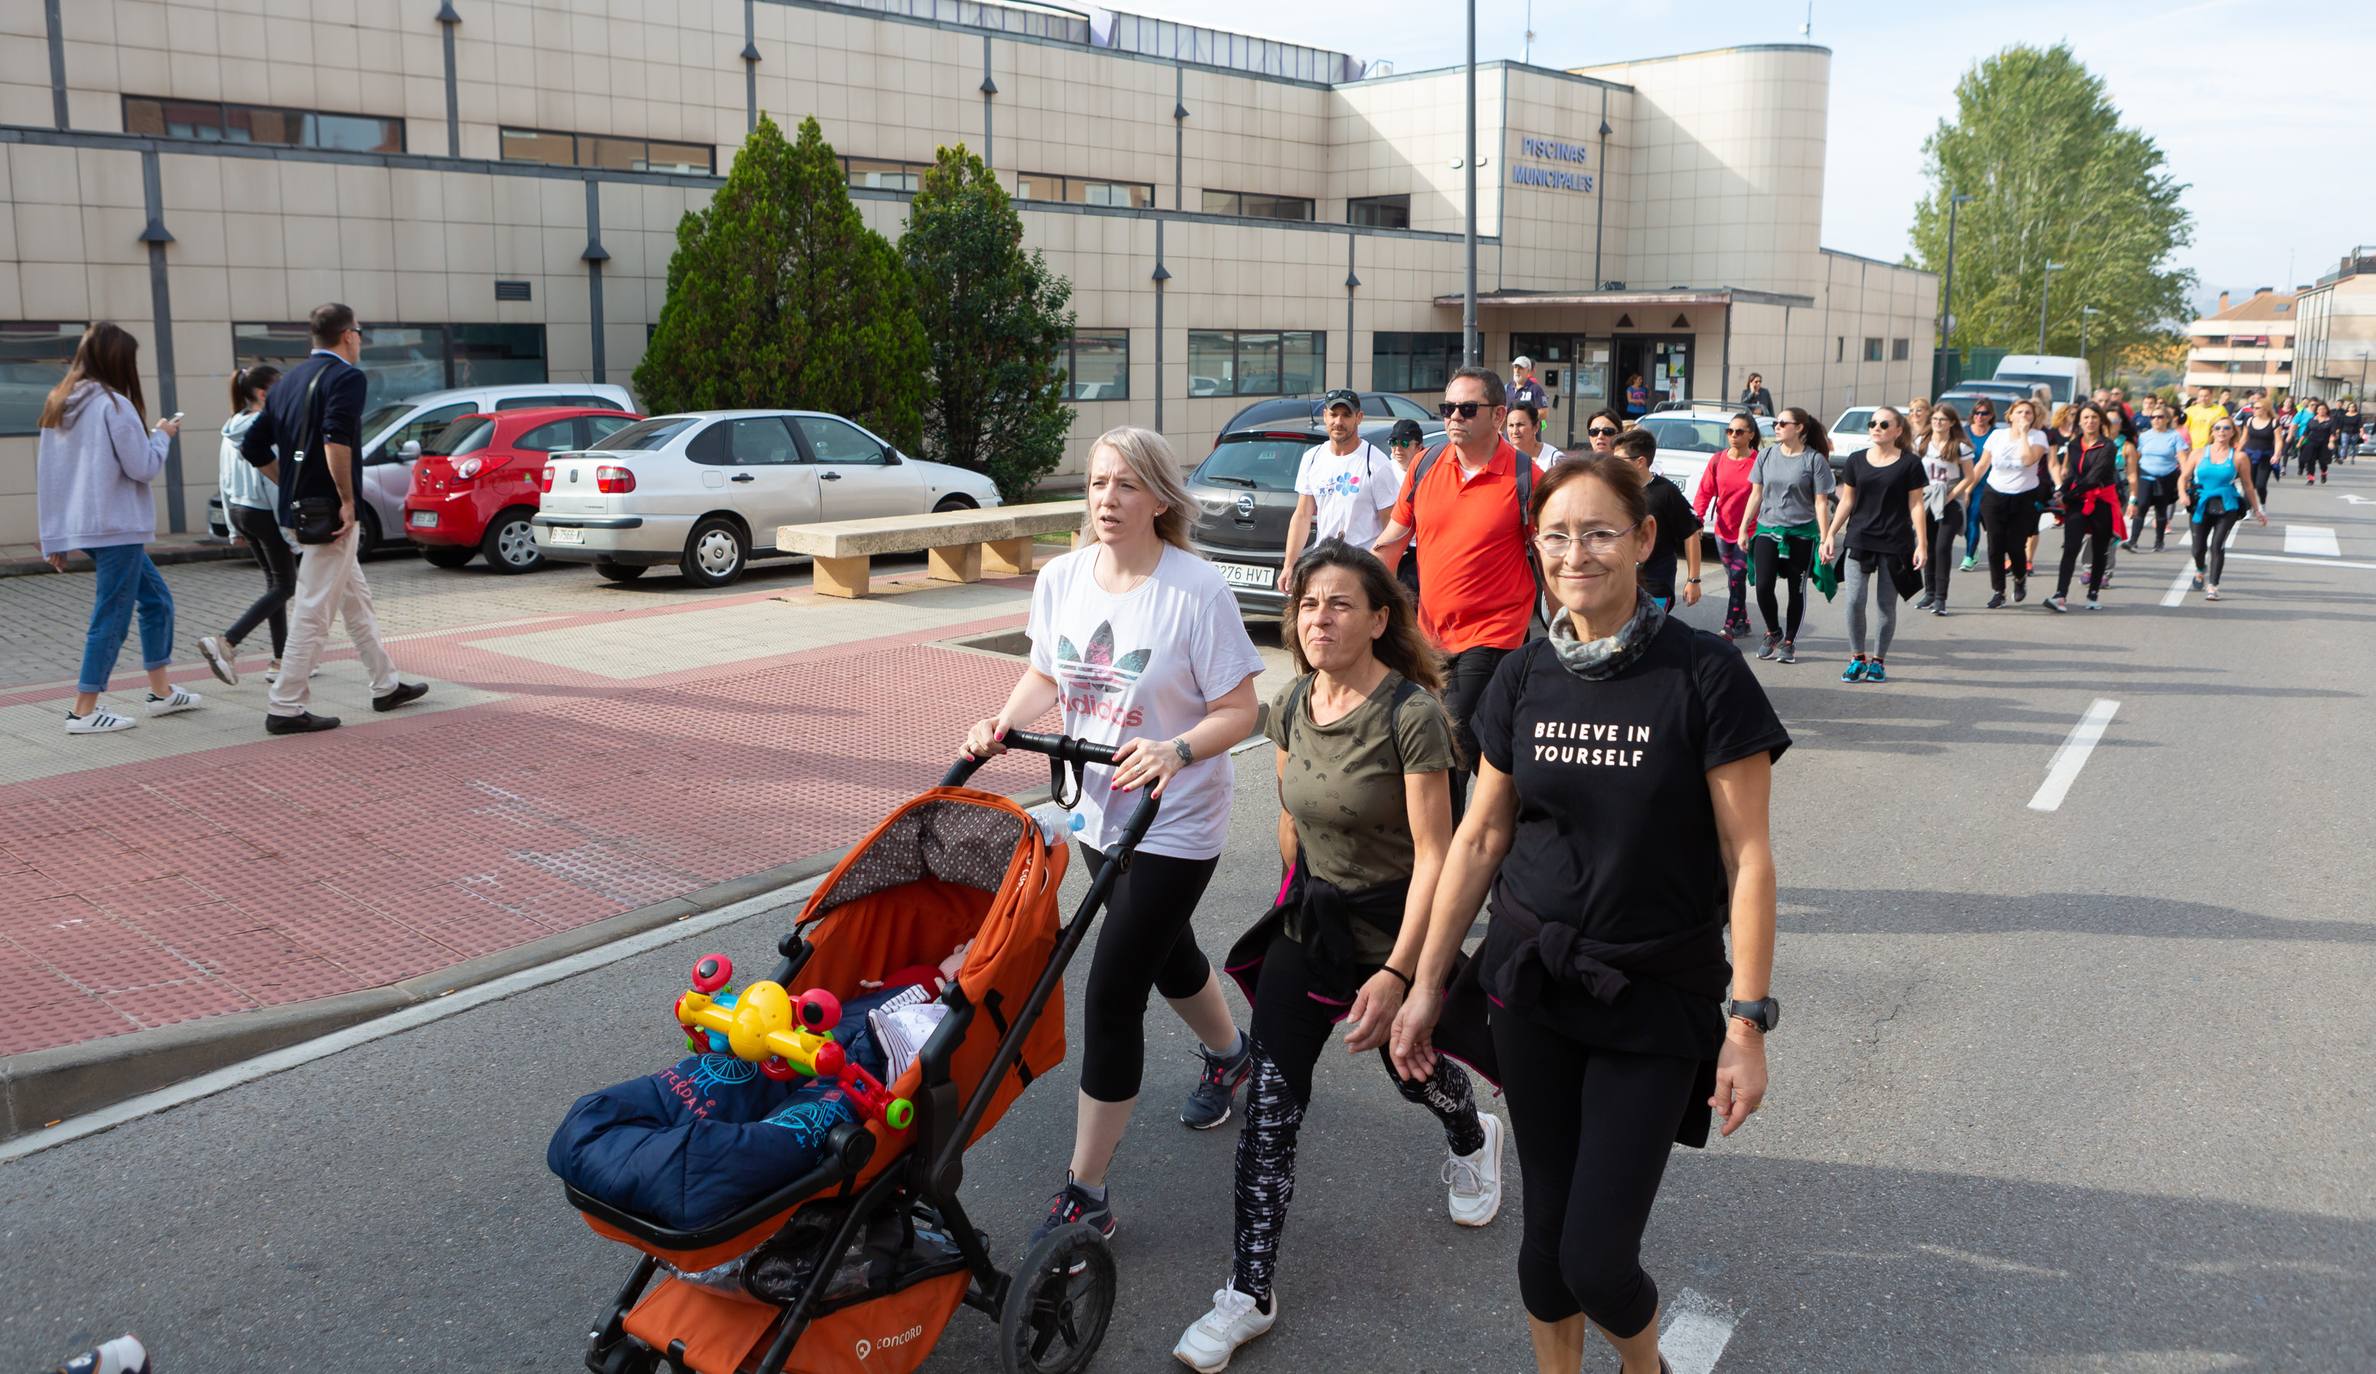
[{"xmin": 1232, "ymin": 931, "xmax": 1484, "ymax": 1303}]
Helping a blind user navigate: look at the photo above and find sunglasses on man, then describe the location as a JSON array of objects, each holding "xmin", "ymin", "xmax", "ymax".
[{"xmin": 1438, "ymin": 401, "xmax": 1495, "ymax": 419}]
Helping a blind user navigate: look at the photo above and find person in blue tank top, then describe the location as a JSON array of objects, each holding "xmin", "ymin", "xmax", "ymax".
[
  {"xmin": 2178, "ymin": 417, "xmax": 2268, "ymax": 601},
  {"xmin": 2125, "ymin": 407, "xmax": 2189, "ymax": 553}
]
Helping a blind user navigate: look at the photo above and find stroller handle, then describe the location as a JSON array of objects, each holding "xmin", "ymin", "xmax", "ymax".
[{"xmin": 940, "ymin": 729, "xmax": 1161, "ymax": 848}]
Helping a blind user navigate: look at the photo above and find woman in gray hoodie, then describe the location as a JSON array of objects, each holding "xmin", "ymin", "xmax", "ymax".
[{"xmin": 36, "ymin": 322, "xmax": 202, "ymax": 734}]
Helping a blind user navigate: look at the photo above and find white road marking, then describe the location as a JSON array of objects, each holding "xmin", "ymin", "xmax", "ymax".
[
  {"xmin": 0, "ymin": 870, "xmax": 832, "ymax": 1163},
  {"xmin": 2161, "ymin": 564, "xmax": 2195, "ymax": 607},
  {"xmin": 1660, "ymin": 1287, "xmax": 1741, "ymax": 1374},
  {"xmin": 2226, "ymin": 552, "xmax": 2376, "ymax": 571},
  {"xmin": 2339, "ymin": 493, "xmax": 2376, "ymax": 506},
  {"xmin": 2028, "ymin": 698, "xmax": 2119, "ymax": 813},
  {"xmin": 2283, "ymin": 524, "xmax": 2341, "ymax": 557}
]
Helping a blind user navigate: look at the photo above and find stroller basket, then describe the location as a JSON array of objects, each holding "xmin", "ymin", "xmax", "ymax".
[{"xmin": 567, "ymin": 731, "xmax": 1158, "ymax": 1374}]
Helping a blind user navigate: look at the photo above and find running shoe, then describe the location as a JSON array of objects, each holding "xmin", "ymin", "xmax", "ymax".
[
  {"xmin": 1029, "ymin": 1178, "xmax": 1117, "ymax": 1246},
  {"xmin": 2014, "ymin": 578, "xmax": 2028, "ymax": 603},
  {"xmin": 1174, "ymin": 1287, "xmax": 1276, "ymax": 1372},
  {"xmin": 2045, "ymin": 594, "xmax": 2068, "ymax": 613},
  {"xmin": 1986, "ymin": 592, "xmax": 2007, "ymax": 609},
  {"xmin": 1779, "ymin": 640, "xmax": 1797, "ymax": 665},
  {"xmin": 1182, "ymin": 1037, "xmax": 1252, "ymax": 1130},
  {"xmin": 64, "ymin": 708, "xmax": 137, "ymax": 736},
  {"xmin": 1931, "ymin": 603, "xmax": 1947, "ymax": 617},
  {"xmin": 54, "ymin": 1334, "xmax": 150, "ymax": 1374},
  {"xmin": 196, "ymin": 633, "xmax": 239, "ymax": 685},
  {"xmin": 1445, "ymin": 1112, "xmax": 1505, "ymax": 1227},
  {"xmin": 2085, "ymin": 597, "xmax": 2102, "ymax": 610},
  {"xmin": 1864, "ymin": 659, "xmax": 1888, "ymax": 683},
  {"xmin": 1756, "ymin": 633, "xmax": 1782, "ymax": 661},
  {"xmin": 1914, "ymin": 595, "xmax": 1935, "ymax": 611},
  {"xmin": 1841, "ymin": 657, "xmax": 1868, "ymax": 683},
  {"xmin": 2204, "ymin": 586, "xmax": 2222, "ymax": 601},
  {"xmin": 1958, "ymin": 555, "xmax": 1977, "ymax": 572}
]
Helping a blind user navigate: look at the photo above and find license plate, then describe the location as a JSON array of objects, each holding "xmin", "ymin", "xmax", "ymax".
[
  {"xmin": 407, "ymin": 510, "xmax": 438, "ymax": 528},
  {"xmin": 548, "ymin": 526, "xmax": 584, "ymax": 545},
  {"xmin": 1212, "ymin": 560, "xmax": 1274, "ymax": 589}
]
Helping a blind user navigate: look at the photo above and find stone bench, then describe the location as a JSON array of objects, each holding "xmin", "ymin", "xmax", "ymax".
[{"xmin": 775, "ymin": 499, "xmax": 1085, "ymax": 598}]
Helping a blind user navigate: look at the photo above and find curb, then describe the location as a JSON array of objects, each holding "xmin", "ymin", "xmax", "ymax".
[
  {"xmin": 0, "ymin": 776, "xmax": 1063, "ymax": 1144},
  {"xmin": 0, "ymin": 847, "xmax": 851, "ymax": 1142},
  {"xmin": 0, "ymin": 540, "xmax": 251, "ymax": 578}
]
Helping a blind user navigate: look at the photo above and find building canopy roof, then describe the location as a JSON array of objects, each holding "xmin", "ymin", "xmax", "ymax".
[{"xmin": 1434, "ymin": 287, "xmax": 1818, "ymax": 310}]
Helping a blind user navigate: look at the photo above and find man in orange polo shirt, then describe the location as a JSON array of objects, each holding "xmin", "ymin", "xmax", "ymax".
[{"xmin": 1372, "ymin": 365, "xmax": 1540, "ymax": 807}]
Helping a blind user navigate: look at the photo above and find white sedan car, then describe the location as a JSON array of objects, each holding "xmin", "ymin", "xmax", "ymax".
[
  {"xmin": 1636, "ymin": 411, "xmax": 1774, "ymax": 505},
  {"xmin": 1831, "ymin": 405, "xmax": 1880, "ymax": 461},
  {"xmin": 533, "ymin": 410, "xmax": 1003, "ymax": 587}
]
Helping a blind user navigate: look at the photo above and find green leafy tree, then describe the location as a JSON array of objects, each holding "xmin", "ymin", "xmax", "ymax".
[
  {"xmin": 1908, "ymin": 45, "xmax": 2194, "ymax": 370},
  {"xmin": 900, "ymin": 144, "xmax": 1075, "ymax": 499},
  {"xmin": 636, "ymin": 114, "xmax": 928, "ymax": 451}
]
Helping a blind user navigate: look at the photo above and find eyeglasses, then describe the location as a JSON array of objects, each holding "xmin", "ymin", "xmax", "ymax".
[
  {"xmin": 1535, "ymin": 524, "xmax": 1641, "ymax": 560},
  {"xmin": 1438, "ymin": 401, "xmax": 1492, "ymax": 419},
  {"xmin": 1587, "ymin": 425, "xmax": 1618, "ymax": 437}
]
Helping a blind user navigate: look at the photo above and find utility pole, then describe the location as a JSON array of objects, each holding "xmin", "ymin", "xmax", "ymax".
[
  {"xmin": 1941, "ymin": 191, "xmax": 1972, "ymax": 390},
  {"xmin": 2080, "ymin": 305, "xmax": 2099, "ymax": 379},
  {"xmin": 2038, "ymin": 261, "xmax": 2063, "ymax": 354},
  {"xmin": 1463, "ymin": 0, "xmax": 1478, "ymax": 367},
  {"xmin": 1522, "ymin": 0, "xmax": 1534, "ymax": 64}
]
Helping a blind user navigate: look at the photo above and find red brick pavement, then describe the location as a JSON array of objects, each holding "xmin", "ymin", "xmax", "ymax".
[{"xmin": 0, "ymin": 599, "xmax": 1058, "ymax": 1058}]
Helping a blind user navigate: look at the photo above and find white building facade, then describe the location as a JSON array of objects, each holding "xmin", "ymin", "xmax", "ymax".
[{"xmin": 0, "ymin": 0, "xmax": 1937, "ymax": 548}]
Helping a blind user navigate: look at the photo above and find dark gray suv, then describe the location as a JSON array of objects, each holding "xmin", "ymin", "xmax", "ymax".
[{"xmin": 1186, "ymin": 419, "xmax": 1443, "ymax": 619}]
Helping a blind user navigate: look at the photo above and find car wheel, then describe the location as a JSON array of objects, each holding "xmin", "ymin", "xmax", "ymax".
[
  {"xmin": 421, "ymin": 545, "xmax": 474, "ymax": 569},
  {"xmin": 356, "ymin": 506, "xmax": 384, "ymax": 560},
  {"xmin": 594, "ymin": 560, "xmax": 648, "ymax": 583},
  {"xmin": 480, "ymin": 508, "xmax": 543, "ymax": 573},
  {"xmin": 933, "ymin": 495, "xmax": 979, "ymax": 513},
  {"xmin": 680, "ymin": 517, "xmax": 748, "ymax": 588}
]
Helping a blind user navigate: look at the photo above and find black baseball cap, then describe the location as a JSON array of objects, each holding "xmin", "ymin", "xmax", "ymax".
[
  {"xmin": 1388, "ymin": 418, "xmax": 1425, "ymax": 446},
  {"xmin": 1321, "ymin": 387, "xmax": 1362, "ymax": 413}
]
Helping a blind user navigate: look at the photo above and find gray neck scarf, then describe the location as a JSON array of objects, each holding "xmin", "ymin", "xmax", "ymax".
[{"xmin": 1545, "ymin": 588, "xmax": 1667, "ymax": 680}]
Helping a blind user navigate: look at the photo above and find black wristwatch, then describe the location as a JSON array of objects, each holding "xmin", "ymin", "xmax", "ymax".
[{"xmin": 1725, "ymin": 997, "xmax": 1780, "ymax": 1033}]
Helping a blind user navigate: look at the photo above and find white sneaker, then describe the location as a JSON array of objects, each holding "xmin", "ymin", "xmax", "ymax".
[
  {"xmin": 65, "ymin": 708, "xmax": 138, "ymax": 735},
  {"xmin": 145, "ymin": 686, "xmax": 203, "ymax": 717},
  {"xmin": 1173, "ymin": 1287, "xmax": 1276, "ymax": 1372},
  {"xmin": 1445, "ymin": 1112, "xmax": 1505, "ymax": 1227},
  {"xmin": 196, "ymin": 633, "xmax": 239, "ymax": 685},
  {"xmin": 263, "ymin": 664, "xmax": 320, "ymax": 684}
]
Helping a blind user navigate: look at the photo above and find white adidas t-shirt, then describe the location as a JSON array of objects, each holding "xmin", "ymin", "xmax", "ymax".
[
  {"xmin": 1028, "ymin": 544, "xmax": 1267, "ymax": 860},
  {"xmin": 1294, "ymin": 439, "xmax": 1401, "ymax": 548},
  {"xmin": 1982, "ymin": 429, "xmax": 2048, "ymax": 494}
]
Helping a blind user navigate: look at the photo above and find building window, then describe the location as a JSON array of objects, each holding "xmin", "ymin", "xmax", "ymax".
[
  {"xmin": 124, "ymin": 96, "xmax": 402, "ymax": 153},
  {"xmin": 1891, "ymin": 337, "xmax": 1910, "ymax": 362},
  {"xmin": 1347, "ymin": 194, "xmax": 1411, "ymax": 230},
  {"xmin": 1188, "ymin": 330, "xmax": 1326, "ymax": 397},
  {"xmin": 1372, "ymin": 331, "xmax": 1463, "ymax": 393},
  {"xmin": 0, "ymin": 323, "xmax": 85, "ymax": 437},
  {"xmin": 845, "ymin": 157, "xmax": 926, "ymax": 192},
  {"xmin": 1066, "ymin": 331, "xmax": 1130, "ymax": 401},
  {"xmin": 231, "ymin": 322, "xmax": 548, "ymax": 426},
  {"xmin": 1201, "ymin": 190, "xmax": 1317, "ymax": 222},
  {"xmin": 500, "ymin": 128, "xmax": 713, "ymax": 174},
  {"xmin": 1863, "ymin": 337, "xmax": 1884, "ymax": 363},
  {"xmin": 1015, "ymin": 173, "xmax": 1154, "ymax": 210}
]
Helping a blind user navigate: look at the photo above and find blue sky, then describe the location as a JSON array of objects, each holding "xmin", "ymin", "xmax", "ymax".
[{"xmin": 1137, "ymin": 0, "xmax": 2376, "ymax": 315}]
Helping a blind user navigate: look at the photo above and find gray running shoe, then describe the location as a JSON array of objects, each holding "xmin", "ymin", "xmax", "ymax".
[{"xmin": 1181, "ymin": 1038, "xmax": 1252, "ymax": 1130}]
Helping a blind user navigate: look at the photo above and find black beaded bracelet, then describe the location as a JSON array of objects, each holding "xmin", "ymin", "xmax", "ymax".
[{"xmin": 1380, "ymin": 965, "xmax": 1414, "ymax": 991}]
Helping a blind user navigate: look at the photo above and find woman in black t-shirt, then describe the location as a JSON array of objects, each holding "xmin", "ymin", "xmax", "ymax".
[
  {"xmin": 1389, "ymin": 456, "xmax": 1789, "ymax": 1374},
  {"xmin": 1822, "ymin": 406, "xmax": 1926, "ymax": 683}
]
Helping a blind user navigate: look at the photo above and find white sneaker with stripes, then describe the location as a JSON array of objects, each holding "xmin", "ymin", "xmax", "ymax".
[
  {"xmin": 65, "ymin": 708, "xmax": 138, "ymax": 735},
  {"xmin": 145, "ymin": 687, "xmax": 203, "ymax": 717}
]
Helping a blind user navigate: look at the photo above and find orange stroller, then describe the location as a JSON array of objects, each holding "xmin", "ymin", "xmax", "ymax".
[{"xmin": 564, "ymin": 732, "xmax": 1155, "ymax": 1374}]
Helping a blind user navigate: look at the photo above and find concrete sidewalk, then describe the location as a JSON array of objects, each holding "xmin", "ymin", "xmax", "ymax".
[
  {"xmin": 0, "ymin": 530, "xmax": 249, "ymax": 578},
  {"xmin": 0, "ymin": 561, "xmax": 1142, "ymax": 1136}
]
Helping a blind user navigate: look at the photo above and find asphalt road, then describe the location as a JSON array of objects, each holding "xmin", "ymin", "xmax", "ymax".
[{"xmin": 4, "ymin": 469, "xmax": 2373, "ymax": 1372}]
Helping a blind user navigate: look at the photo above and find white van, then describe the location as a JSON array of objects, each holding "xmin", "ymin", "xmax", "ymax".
[{"xmin": 1991, "ymin": 356, "xmax": 2093, "ymax": 407}]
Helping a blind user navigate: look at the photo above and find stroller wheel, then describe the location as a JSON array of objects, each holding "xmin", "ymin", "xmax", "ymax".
[{"xmin": 998, "ymin": 1222, "xmax": 1116, "ymax": 1374}]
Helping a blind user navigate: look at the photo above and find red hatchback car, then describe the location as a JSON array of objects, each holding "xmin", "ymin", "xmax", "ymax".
[{"xmin": 404, "ymin": 407, "xmax": 641, "ymax": 572}]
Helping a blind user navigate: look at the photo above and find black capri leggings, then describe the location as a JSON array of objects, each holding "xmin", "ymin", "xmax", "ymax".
[
  {"xmin": 2192, "ymin": 506, "xmax": 2246, "ymax": 586},
  {"xmin": 1749, "ymin": 531, "xmax": 1813, "ymax": 640},
  {"xmin": 1075, "ymin": 843, "xmax": 1219, "ymax": 1103},
  {"xmin": 1232, "ymin": 930, "xmax": 1483, "ymax": 1303},
  {"xmin": 1493, "ymin": 1010, "xmax": 1700, "ymax": 1338}
]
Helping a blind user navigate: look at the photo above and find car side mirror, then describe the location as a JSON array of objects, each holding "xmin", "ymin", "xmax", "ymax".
[{"xmin": 399, "ymin": 440, "xmax": 422, "ymax": 461}]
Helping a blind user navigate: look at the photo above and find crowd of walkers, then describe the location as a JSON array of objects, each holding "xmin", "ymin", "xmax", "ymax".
[{"xmin": 33, "ymin": 309, "xmax": 428, "ymax": 738}]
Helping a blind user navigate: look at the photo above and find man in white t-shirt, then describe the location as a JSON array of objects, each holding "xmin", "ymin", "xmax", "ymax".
[{"xmin": 1276, "ymin": 388, "xmax": 1399, "ymax": 588}]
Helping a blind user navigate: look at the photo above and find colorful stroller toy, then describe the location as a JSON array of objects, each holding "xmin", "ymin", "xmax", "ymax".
[{"xmin": 562, "ymin": 732, "xmax": 1156, "ymax": 1374}]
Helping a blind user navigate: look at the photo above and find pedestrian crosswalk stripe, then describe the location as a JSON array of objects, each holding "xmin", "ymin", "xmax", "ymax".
[
  {"xmin": 1662, "ymin": 1287, "xmax": 1740, "ymax": 1374},
  {"xmin": 2283, "ymin": 525, "xmax": 2341, "ymax": 557}
]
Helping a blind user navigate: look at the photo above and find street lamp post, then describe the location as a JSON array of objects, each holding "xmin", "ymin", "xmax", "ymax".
[
  {"xmin": 2038, "ymin": 261, "xmax": 2063, "ymax": 354},
  {"xmin": 2080, "ymin": 305, "xmax": 2099, "ymax": 381},
  {"xmin": 1462, "ymin": 0, "xmax": 1477, "ymax": 367},
  {"xmin": 1940, "ymin": 192, "xmax": 1973, "ymax": 391}
]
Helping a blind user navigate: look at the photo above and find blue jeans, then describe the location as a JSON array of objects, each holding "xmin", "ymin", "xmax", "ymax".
[
  {"xmin": 1963, "ymin": 490, "xmax": 1984, "ymax": 556},
  {"xmin": 77, "ymin": 544, "xmax": 174, "ymax": 695}
]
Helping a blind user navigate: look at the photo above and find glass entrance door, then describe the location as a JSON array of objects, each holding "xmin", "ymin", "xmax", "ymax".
[{"xmin": 1514, "ymin": 334, "xmax": 1611, "ymax": 449}]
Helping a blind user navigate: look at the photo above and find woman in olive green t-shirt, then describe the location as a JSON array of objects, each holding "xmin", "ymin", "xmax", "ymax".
[{"xmin": 1172, "ymin": 540, "xmax": 1505, "ymax": 1372}]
